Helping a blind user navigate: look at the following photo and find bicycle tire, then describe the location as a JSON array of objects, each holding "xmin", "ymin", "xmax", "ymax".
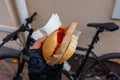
[
  {"xmin": 81, "ymin": 52, "xmax": 120, "ymax": 80},
  {"xmin": 0, "ymin": 53, "xmax": 29, "ymax": 80}
]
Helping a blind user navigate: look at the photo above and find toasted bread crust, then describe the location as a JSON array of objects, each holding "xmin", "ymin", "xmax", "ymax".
[
  {"xmin": 57, "ymin": 35, "xmax": 78, "ymax": 64},
  {"xmin": 42, "ymin": 30, "xmax": 58, "ymax": 61},
  {"xmin": 47, "ymin": 22, "xmax": 77, "ymax": 66}
]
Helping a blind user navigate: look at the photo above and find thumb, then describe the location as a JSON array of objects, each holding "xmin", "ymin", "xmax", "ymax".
[{"xmin": 30, "ymin": 37, "xmax": 46, "ymax": 49}]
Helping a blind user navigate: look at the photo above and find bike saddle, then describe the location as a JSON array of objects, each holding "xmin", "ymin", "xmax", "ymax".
[{"xmin": 87, "ymin": 22, "xmax": 119, "ymax": 31}]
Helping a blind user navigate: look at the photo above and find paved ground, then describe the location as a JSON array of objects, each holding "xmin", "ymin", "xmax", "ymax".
[{"xmin": 0, "ymin": 47, "xmax": 29, "ymax": 80}]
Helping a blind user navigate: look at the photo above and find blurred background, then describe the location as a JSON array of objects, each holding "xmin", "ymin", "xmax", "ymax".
[{"xmin": 0, "ymin": 0, "xmax": 120, "ymax": 56}]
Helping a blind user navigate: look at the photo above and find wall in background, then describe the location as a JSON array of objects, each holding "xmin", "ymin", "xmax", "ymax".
[
  {"xmin": 0, "ymin": 0, "xmax": 23, "ymax": 50},
  {"xmin": 112, "ymin": 0, "xmax": 120, "ymax": 19},
  {"xmin": 0, "ymin": 0, "xmax": 20, "ymax": 27},
  {"xmin": 0, "ymin": 0, "xmax": 120, "ymax": 55},
  {"xmin": 26, "ymin": 0, "xmax": 120, "ymax": 56}
]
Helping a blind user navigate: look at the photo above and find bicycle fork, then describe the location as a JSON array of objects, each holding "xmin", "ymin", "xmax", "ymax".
[{"xmin": 13, "ymin": 54, "xmax": 25, "ymax": 80}]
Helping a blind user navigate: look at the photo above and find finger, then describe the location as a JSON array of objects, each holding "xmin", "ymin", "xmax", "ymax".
[{"xmin": 30, "ymin": 37, "xmax": 46, "ymax": 49}]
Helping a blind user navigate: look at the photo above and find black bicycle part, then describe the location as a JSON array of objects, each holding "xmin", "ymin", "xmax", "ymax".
[
  {"xmin": 0, "ymin": 53, "xmax": 29, "ymax": 80},
  {"xmin": 25, "ymin": 12, "xmax": 37, "ymax": 25},
  {"xmin": 0, "ymin": 12, "xmax": 37, "ymax": 80},
  {"xmin": 81, "ymin": 53, "xmax": 120, "ymax": 80},
  {"xmin": 87, "ymin": 22, "xmax": 119, "ymax": 31},
  {"xmin": 13, "ymin": 13, "xmax": 37, "ymax": 80},
  {"xmin": 60, "ymin": 22, "xmax": 119, "ymax": 80},
  {"xmin": 62, "ymin": 70, "xmax": 74, "ymax": 80},
  {"xmin": 0, "ymin": 12, "xmax": 37, "ymax": 48},
  {"xmin": 76, "ymin": 46, "xmax": 88, "ymax": 51},
  {"xmin": 75, "ymin": 22, "xmax": 119, "ymax": 77},
  {"xmin": 75, "ymin": 29, "xmax": 102, "ymax": 77}
]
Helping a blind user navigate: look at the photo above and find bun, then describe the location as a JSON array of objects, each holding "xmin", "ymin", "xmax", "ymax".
[
  {"xmin": 42, "ymin": 30, "xmax": 58, "ymax": 61},
  {"xmin": 42, "ymin": 22, "xmax": 78, "ymax": 66},
  {"xmin": 57, "ymin": 35, "xmax": 78, "ymax": 64}
]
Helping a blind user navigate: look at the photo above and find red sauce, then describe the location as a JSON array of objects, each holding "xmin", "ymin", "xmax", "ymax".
[
  {"xmin": 51, "ymin": 27, "xmax": 66, "ymax": 56},
  {"xmin": 57, "ymin": 27, "xmax": 66, "ymax": 44}
]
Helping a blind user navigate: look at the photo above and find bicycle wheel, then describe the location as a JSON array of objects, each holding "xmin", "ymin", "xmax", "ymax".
[
  {"xmin": 0, "ymin": 53, "xmax": 29, "ymax": 80},
  {"xmin": 81, "ymin": 53, "xmax": 120, "ymax": 80}
]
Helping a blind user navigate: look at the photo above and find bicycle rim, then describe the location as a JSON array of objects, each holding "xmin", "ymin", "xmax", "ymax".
[
  {"xmin": 0, "ymin": 53, "xmax": 29, "ymax": 80},
  {"xmin": 81, "ymin": 53, "xmax": 120, "ymax": 80}
]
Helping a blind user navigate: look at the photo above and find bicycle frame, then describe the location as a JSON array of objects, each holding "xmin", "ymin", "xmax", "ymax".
[
  {"xmin": 0, "ymin": 12, "xmax": 37, "ymax": 80},
  {"xmin": 13, "ymin": 29, "xmax": 34, "ymax": 80},
  {"xmin": 66, "ymin": 28, "xmax": 111, "ymax": 80}
]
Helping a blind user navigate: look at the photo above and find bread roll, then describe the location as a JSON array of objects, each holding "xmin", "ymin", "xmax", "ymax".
[{"xmin": 42, "ymin": 22, "xmax": 78, "ymax": 66}]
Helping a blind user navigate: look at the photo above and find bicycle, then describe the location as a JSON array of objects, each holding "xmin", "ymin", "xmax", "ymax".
[
  {"xmin": 62, "ymin": 22, "xmax": 120, "ymax": 80},
  {"xmin": 0, "ymin": 12, "xmax": 37, "ymax": 80},
  {"xmin": 0, "ymin": 12, "xmax": 120, "ymax": 80}
]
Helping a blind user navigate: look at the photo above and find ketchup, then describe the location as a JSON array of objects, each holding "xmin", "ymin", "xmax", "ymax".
[
  {"xmin": 51, "ymin": 27, "xmax": 66, "ymax": 56},
  {"xmin": 57, "ymin": 27, "xmax": 65, "ymax": 44}
]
